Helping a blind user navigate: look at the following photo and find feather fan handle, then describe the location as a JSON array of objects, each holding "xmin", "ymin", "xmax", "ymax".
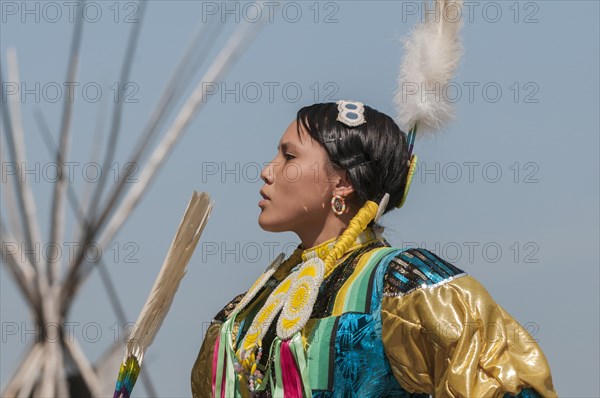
[
  {"xmin": 113, "ymin": 191, "xmax": 213, "ymax": 398},
  {"xmin": 395, "ymin": 0, "xmax": 464, "ymax": 135}
]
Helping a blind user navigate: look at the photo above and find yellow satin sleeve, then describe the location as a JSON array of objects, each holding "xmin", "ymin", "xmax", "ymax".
[{"xmin": 380, "ymin": 275, "xmax": 556, "ymax": 397}]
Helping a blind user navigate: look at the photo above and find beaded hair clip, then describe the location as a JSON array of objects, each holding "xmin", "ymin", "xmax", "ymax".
[{"xmin": 336, "ymin": 100, "xmax": 366, "ymax": 127}]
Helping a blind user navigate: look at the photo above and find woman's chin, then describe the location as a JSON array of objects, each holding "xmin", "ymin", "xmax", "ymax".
[
  {"xmin": 258, "ymin": 214, "xmax": 274, "ymax": 231},
  {"xmin": 258, "ymin": 214, "xmax": 286, "ymax": 232}
]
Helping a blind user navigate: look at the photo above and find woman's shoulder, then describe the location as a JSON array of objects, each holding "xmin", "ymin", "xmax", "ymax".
[
  {"xmin": 376, "ymin": 247, "xmax": 557, "ymax": 397},
  {"xmin": 374, "ymin": 246, "xmax": 468, "ymax": 297}
]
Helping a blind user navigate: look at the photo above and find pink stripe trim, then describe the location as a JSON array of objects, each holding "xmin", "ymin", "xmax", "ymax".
[
  {"xmin": 280, "ymin": 340, "xmax": 303, "ymax": 398},
  {"xmin": 211, "ymin": 334, "xmax": 220, "ymax": 397}
]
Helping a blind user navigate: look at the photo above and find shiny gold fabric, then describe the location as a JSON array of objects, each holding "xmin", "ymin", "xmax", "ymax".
[
  {"xmin": 191, "ymin": 322, "xmax": 219, "ymax": 398},
  {"xmin": 191, "ymin": 292, "xmax": 248, "ymax": 398},
  {"xmin": 381, "ymin": 275, "xmax": 556, "ymax": 397}
]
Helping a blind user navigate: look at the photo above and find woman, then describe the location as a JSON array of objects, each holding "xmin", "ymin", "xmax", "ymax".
[{"xmin": 191, "ymin": 102, "xmax": 556, "ymax": 397}]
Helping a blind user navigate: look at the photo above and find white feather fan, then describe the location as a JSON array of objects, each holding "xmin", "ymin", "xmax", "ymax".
[{"xmin": 113, "ymin": 191, "xmax": 212, "ymax": 398}]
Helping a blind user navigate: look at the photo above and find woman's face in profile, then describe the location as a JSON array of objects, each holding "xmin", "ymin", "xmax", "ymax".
[{"xmin": 258, "ymin": 120, "xmax": 338, "ymax": 234}]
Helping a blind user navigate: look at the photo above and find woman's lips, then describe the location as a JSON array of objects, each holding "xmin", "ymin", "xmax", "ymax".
[{"xmin": 259, "ymin": 189, "xmax": 270, "ymax": 207}]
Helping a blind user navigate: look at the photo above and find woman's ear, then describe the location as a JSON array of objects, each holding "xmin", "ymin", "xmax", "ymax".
[{"xmin": 331, "ymin": 170, "xmax": 355, "ymax": 197}]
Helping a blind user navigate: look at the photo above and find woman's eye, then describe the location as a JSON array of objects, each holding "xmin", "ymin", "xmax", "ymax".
[{"xmin": 284, "ymin": 153, "xmax": 295, "ymax": 160}]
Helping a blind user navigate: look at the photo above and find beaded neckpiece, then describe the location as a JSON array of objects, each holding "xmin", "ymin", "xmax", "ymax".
[{"xmin": 230, "ymin": 227, "xmax": 382, "ymax": 391}]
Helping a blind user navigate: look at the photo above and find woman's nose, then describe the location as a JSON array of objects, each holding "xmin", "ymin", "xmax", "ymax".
[{"xmin": 261, "ymin": 161, "xmax": 274, "ymax": 184}]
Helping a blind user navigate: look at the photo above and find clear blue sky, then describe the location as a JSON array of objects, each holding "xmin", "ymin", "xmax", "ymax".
[{"xmin": 1, "ymin": 1, "xmax": 599, "ymax": 396}]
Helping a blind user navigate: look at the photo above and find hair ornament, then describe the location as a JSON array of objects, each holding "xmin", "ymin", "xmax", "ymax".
[
  {"xmin": 339, "ymin": 153, "xmax": 371, "ymax": 169},
  {"xmin": 374, "ymin": 193, "xmax": 389, "ymax": 223},
  {"xmin": 397, "ymin": 154, "xmax": 418, "ymax": 208},
  {"xmin": 336, "ymin": 100, "xmax": 366, "ymax": 127},
  {"xmin": 393, "ymin": 0, "xmax": 464, "ymax": 207}
]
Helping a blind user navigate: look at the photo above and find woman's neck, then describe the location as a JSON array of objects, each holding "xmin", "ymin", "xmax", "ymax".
[{"xmin": 296, "ymin": 210, "xmax": 355, "ymax": 249}]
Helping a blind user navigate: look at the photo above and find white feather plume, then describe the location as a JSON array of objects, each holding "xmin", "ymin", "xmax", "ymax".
[
  {"xmin": 395, "ymin": 0, "xmax": 464, "ymax": 134},
  {"xmin": 125, "ymin": 191, "xmax": 213, "ymax": 364}
]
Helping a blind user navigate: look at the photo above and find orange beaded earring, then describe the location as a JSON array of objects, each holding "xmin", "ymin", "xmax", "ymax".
[{"xmin": 331, "ymin": 194, "xmax": 346, "ymax": 215}]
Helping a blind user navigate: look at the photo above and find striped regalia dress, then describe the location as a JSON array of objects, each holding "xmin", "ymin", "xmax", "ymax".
[{"xmin": 191, "ymin": 228, "xmax": 555, "ymax": 397}]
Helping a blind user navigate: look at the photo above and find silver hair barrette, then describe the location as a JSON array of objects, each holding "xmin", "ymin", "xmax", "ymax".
[{"xmin": 336, "ymin": 100, "xmax": 366, "ymax": 127}]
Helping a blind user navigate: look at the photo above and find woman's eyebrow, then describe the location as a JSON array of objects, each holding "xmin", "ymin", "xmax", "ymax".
[{"xmin": 277, "ymin": 142, "xmax": 297, "ymax": 152}]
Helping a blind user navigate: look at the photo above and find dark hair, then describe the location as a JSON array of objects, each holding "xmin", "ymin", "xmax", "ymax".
[{"xmin": 296, "ymin": 102, "xmax": 410, "ymax": 215}]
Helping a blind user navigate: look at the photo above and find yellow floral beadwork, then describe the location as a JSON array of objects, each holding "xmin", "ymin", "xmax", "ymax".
[{"xmin": 277, "ymin": 257, "xmax": 325, "ymax": 339}]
